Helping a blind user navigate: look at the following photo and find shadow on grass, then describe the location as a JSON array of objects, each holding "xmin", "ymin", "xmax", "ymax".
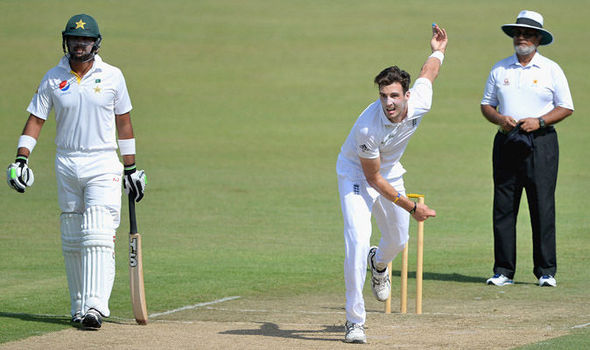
[
  {"xmin": 391, "ymin": 270, "xmax": 485, "ymax": 283},
  {"xmin": 220, "ymin": 322, "xmax": 342, "ymax": 342},
  {"xmin": 389, "ymin": 270, "xmax": 536, "ymax": 285},
  {"xmin": 0, "ymin": 311, "xmax": 71, "ymax": 326},
  {"xmin": 0, "ymin": 311, "xmax": 124, "ymax": 330}
]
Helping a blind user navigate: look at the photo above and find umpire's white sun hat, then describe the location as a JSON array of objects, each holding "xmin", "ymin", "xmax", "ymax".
[{"xmin": 501, "ymin": 10, "xmax": 553, "ymax": 46}]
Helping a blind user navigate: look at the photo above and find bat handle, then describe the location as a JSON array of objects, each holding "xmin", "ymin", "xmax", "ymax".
[{"xmin": 128, "ymin": 193, "xmax": 138, "ymax": 234}]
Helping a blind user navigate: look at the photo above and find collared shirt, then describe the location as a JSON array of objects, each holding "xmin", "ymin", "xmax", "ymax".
[
  {"xmin": 336, "ymin": 77, "xmax": 432, "ymax": 181},
  {"xmin": 27, "ymin": 55, "xmax": 132, "ymax": 153},
  {"xmin": 481, "ymin": 52, "xmax": 574, "ymax": 120}
]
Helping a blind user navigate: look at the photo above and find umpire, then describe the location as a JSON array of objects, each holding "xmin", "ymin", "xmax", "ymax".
[{"xmin": 481, "ymin": 10, "xmax": 574, "ymax": 287}]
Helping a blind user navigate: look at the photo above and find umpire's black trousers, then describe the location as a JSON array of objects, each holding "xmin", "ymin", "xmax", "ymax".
[{"xmin": 492, "ymin": 127, "xmax": 558, "ymax": 279}]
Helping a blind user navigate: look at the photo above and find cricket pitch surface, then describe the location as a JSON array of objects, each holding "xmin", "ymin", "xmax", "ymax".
[{"xmin": 2, "ymin": 293, "xmax": 587, "ymax": 349}]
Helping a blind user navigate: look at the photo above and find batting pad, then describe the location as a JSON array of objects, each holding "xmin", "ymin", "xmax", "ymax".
[
  {"xmin": 61, "ymin": 213, "xmax": 84, "ymax": 317},
  {"xmin": 81, "ymin": 206, "xmax": 116, "ymax": 317}
]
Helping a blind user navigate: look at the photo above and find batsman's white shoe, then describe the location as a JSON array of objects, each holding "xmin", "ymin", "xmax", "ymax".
[
  {"xmin": 344, "ymin": 321, "xmax": 366, "ymax": 344},
  {"xmin": 486, "ymin": 273, "xmax": 514, "ymax": 286},
  {"xmin": 367, "ymin": 246, "xmax": 390, "ymax": 302},
  {"xmin": 539, "ymin": 275, "xmax": 557, "ymax": 287},
  {"xmin": 82, "ymin": 308, "xmax": 102, "ymax": 329},
  {"xmin": 71, "ymin": 311, "xmax": 83, "ymax": 325}
]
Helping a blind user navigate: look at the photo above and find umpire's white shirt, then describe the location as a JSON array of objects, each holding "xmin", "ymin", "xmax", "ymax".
[
  {"xmin": 337, "ymin": 77, "xmax": 432, "ymax": 180},
  {"xmin": 27, "ymin": 55, "xmax": 132, "ymax": 153},
  {"xmin": 481, "ymin": 52, "xmax": 574, "ymax": 118}
]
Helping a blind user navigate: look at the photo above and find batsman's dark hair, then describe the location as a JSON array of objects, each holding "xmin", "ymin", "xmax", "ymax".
[{"xmin": 374, "ymin": 66, "xmax": 411, "ymax": 93}]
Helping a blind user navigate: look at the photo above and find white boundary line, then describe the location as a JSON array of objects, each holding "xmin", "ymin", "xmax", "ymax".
[{"xmin": 149, "ymin": 296, "xmax": 241, "ymax": 318}]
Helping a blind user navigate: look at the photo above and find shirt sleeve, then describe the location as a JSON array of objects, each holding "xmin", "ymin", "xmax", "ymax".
[
  {"xmin": 551, "ymin": 64, "xmax": 574, "ymax": 110},
  {"xmin": 355, "ymin": 125, "xmax": 379, "ymax": 159},
  {"xmin": 481, "ymin": 69, "xmax": 498, "ymax": 106},
  {"xmin": 26, "ymin": 78, "xmax": 53, "ymax": 120},
  {"xmin": 114, "ymin": 70, "xmax": 132, "ymax": 115},
  {"xmin": 409, "ymin": 78, "xmax": 432, "ymax": 114}
]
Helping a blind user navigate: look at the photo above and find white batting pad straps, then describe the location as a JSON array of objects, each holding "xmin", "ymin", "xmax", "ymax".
[
  {"xmin": 61, "ymin": 213, "xmax": 84, "ymax": 316},
  {"xmin": 117, "ymin": 138, "xmax": 136, "ymax": 155},
  {"xmin": 81, "ymin": 206, "xmax": 116, "ymax": 317},
  {"xmin": 17, "ymin": 135, "xmax": 37, "ymax": 153},
  {"xmin": 429, "ymin": 50, "xmax": 444, "ymax": 65}
]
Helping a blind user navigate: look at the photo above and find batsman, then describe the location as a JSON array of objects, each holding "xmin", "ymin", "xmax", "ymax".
[
  {"xmin": 6, "ymin": 14, "xmax": 147, "ymax": 329},
  {"xmin": 336, "ymin": 24, "xmax": 447, "ymax": 343}
]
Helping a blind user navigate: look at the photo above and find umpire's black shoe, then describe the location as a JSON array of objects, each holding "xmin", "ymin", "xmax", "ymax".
[{"xmin": 82, "ymin": 308, "xmax": 102, "ymax": 329}]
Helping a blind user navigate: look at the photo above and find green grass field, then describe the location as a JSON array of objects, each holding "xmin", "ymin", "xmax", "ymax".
[{"xmin": 1, "ymin": 0, "xmax": 589, "ymax": 347}]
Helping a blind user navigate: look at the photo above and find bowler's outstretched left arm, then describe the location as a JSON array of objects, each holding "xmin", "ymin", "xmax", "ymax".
[{"xmin": 418, "ymin": 24, "xmax": 448, "ymax": 83}]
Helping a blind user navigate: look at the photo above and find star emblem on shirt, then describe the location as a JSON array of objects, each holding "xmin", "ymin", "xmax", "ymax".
[
  {"xmin": 75, "ymin": 19, "xmax": 86, "ymax": 29},
  {"xmin": 94, "ymin": 86, "xmax": 101, "ymax": 93}
]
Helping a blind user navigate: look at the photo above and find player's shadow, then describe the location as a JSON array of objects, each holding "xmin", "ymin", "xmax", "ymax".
[
  {"xmin": 220, "ymin": 322, "xmax": 342, "ymax": 342},
  {"xmin": 0, "ymin": 311, "xmax": 123, "ymax": 331},
  {"xmin": 391, "ymin": 270, "xmax": 484, "ymax": 283},
  {"xmin": 0, "ymin": 311, "xmax": 71, "ymax": 326},
  {"xmin": 390, "ymin": 270, "xmax": 536, "ymax": 285}
]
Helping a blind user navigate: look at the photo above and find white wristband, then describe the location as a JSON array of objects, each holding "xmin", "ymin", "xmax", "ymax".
[
  {"xmin": 429, "ymin": 51, "xmax": 444, "ymax": 65},
  {"xmin": 17, "ymin": 135, "xmax": 37, "ymax": 153},
  {"xmin": 118, "ymin": 138, "xmax": 136, "ymax": 155}
]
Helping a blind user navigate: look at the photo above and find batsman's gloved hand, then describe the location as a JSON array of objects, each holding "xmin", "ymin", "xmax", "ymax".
[
  {"xmin": 6, "ymin": 156, "xmax": 35, "ymax": 193},
  {"xmin": 123, "ymin": 164, "xmax": 147, "ymax": 202}
]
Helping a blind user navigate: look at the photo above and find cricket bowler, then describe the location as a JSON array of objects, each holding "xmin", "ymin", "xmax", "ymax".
[{"xmin": 336, "ymin": 24, "xmax": 447, "ymax": 343}]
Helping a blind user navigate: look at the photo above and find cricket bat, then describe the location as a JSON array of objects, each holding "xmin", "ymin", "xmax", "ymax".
[{"xmin": 128, "ymin": 194, "xmax": 148, "ymax": 325}]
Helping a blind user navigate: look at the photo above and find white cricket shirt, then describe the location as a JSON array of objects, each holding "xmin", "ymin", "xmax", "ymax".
[
  {"xmin": 336, "ymin": 77, "xmax": 433, "ymax": 181},
  {"xmin": 481, "ymin": 52, "xmax": 574, "ymax": 119},
  {"xmin": 27, "ymin": 55, "xmax": 132, "ymax": 153}
]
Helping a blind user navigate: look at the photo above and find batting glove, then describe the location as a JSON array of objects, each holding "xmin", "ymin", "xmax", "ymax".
[
  {"xmin": 123, "ymin": 164, "xmax": 147, "ymax": 202},
  {"xmin": 6, "ymin": 156, "xmax": 35, "ymax": 193}
]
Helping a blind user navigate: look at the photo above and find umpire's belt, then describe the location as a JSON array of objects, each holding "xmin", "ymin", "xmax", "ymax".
[{"xmin": 498, "ymin": 125, "xmax": 555, "ymax": 136}]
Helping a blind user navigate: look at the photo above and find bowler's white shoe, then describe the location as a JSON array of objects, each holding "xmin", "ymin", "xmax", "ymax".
[
  {"xmin": 539, "ymin": 275, "xmax": 557, "ymax": 287},
  {"xmin": 344, "ymin": 321, "xmax": 366, "ymax": 344},
  {"xmin": 367, "ymin": 246, "xmax": 390, "ymax": 301},
  {"xmin": 486, "ymin": 273, "xmax": 514, "ymax": 286}
]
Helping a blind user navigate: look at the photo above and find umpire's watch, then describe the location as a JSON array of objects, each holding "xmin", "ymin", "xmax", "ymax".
[{"xmin": 538, "ymin": 117, "xmax": 546, "ymax": 128}]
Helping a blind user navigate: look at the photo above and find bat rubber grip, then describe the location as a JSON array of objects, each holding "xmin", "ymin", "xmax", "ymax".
[{"xmin": 129, "ymin": 194, "xmax": 138, "ymax": 234}]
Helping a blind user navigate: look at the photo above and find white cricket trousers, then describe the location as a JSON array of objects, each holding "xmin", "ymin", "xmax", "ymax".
[
  {"xmin": 56, "ymin": 150, "xmax": 123, "ymax": 317},
  {"xmin": 56, "ymin": 150, "xmax": 123, "ymax": 224},
  {"xmin": 338, "ymin": 174, "xmax": 410, "ymax": 325}
]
